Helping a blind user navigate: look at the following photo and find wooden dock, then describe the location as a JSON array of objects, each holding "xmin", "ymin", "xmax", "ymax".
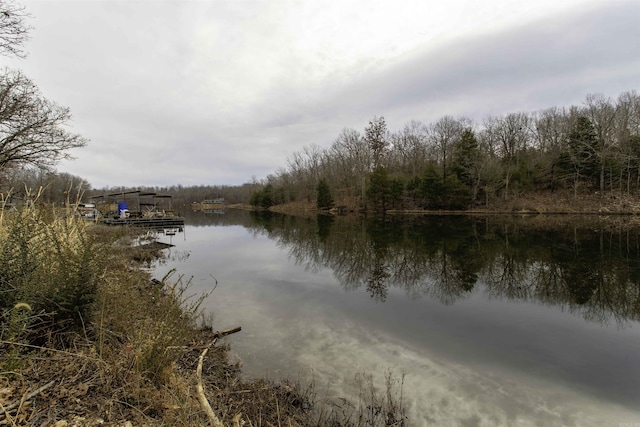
[
  {"xmin": 86, "ymin": 190, "xmax": 184, "ymax": 229},
  {"xmin": 102, "ymin": 216, "xmax": 185, "ymax": 229}
]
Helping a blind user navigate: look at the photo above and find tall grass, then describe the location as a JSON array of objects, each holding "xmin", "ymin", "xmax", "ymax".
[
  {"xmin": 0, "ymin": 196, "xmax": 408, "ymax": 425},
  {"xmin": 0, "ymin": 195, "xmax": 214, "ymax": 423},
  {"xmin": 0, "ymin": 194, "xmax": 108, "ymax": 347}
]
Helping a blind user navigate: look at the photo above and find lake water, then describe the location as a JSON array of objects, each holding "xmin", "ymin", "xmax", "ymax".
[{"xmin": 153, "ymin": 210, "xmax": 640, "ymax": 426}]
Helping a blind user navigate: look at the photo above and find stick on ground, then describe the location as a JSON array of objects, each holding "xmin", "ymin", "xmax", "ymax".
[
  {"xmin": 196, "ymin": 340, "xmax": 224, "ymax": 427},
  {"xmin": 0, "ymin": 380, "xmax": 56, "ymax": 416}
]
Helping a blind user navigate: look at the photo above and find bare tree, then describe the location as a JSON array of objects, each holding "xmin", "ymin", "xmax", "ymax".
[
  {"xmin": 0, "ymin": 0, "xmax": 31, "ymax": 58},
  {"xmin": 532, "ymin": 107, "xmax": 572, "ymax": 190},
  {"xmin": 584, "ymin": 93, "xmax": 616, "ymax": 193},
  {"xmin": 483, "ymin": 113, "xmax": 531, "ymax": 199},
  {"xmin": 0, "ymin": 2, "xmax": 87, "ymax": 176},
  {"xmin": 329, "ymin": 128, "xmax": 370, "ymax": 203},
  {"xmin": 614, "ymin": 91, "xmax": 640, "ymax": 194},
  {"xmin": 364, "ymin": 116, "xmax": 388, "ymax": 169},
  {"xmin": 0, "ymin": 70, "xmax": 88, "ymax": 170},
  {"xmin": 390, "ymin": 120, "xmax": 428, "ymax": 177},
  {"xmin": 429, "ymin": 115, "xmax": 467, "ymax": 179}
]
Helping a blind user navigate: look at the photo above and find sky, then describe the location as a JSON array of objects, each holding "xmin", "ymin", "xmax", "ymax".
[{"xmin": 3, "ymin": 0, "xmax": 639, "ymax": 189}]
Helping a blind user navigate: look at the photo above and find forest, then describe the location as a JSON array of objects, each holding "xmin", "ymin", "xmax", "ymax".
[{"xmin": 250, "ymin": 90, "xmax": 640, "ymax": 212}]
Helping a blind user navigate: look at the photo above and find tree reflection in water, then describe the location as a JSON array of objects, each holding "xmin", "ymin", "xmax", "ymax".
[{"xmin": 244, "ymin": 212, "xmax": 640, "ymax": 325}]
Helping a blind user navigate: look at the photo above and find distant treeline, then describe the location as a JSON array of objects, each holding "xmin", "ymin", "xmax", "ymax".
[
  {"xmin": 0, "ymin": 167, "xmax": 260, "ymax": 209},
  {"xmin": 0, "ymin": 168, "xmax": 90, "ymax": 205},
  {"xmin": 251, "ymin": 90, "xmax": 639, "ymax": 211}
]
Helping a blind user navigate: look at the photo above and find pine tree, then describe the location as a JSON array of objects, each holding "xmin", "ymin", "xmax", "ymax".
[{"xmin": 316, "ymin": 179, "xmax": 333, "ymax": 209}]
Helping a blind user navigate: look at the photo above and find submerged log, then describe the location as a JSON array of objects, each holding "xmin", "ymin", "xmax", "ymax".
[{"xmin": 213, "ymin": 326, "xmax": 242, "ymax": 338}]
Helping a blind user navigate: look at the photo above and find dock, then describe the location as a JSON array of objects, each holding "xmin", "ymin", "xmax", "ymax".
[
  {"xmin": 86, "ymin": 190, "xmax": 185, "ymax": 230},
  {"xmin": 102, "ymin": 216, "xmax": 185, "ymax": 229}
]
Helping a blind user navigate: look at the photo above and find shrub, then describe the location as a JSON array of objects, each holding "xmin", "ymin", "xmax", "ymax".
[
  {"xmin": 316, "ymin": 179, "xmax": 333, "ymax": 209},
  {"xmin": 0, "ymin": 199, "xmax": 109, "ymax": 343}
]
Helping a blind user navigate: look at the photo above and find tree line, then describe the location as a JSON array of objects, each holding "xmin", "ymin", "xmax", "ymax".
[{"xmin": 251, "ymin": 91, "xmax": 640, "ymax": 211}]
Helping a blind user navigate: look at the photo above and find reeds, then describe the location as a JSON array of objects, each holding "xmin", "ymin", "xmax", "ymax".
[
  {"xmin": 0, "ymin": 189, "xmax": 104, "ymax": 344},
  {"xmin": 0, "ymin": 193, "xmax": 209, "ymax": 423},
  {"xmin": 0, "ymin": 195, "xmax": 408, "ymax": 425}
]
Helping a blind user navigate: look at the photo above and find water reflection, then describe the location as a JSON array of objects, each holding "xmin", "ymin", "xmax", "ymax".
[
  {"xmin": 167, "ymin": 210, "xmax": 640, "ymax": 424},
  {"xmin": 235, "ymin": 212, "xmax": 640, "ymax": 326}
]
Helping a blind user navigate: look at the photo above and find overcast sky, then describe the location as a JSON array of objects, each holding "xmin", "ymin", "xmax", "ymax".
[{"xmin": 4, "ymin": 0, "xmax": 639, "ymax": 189}]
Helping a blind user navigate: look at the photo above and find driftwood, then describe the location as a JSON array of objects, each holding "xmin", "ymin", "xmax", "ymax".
[
  {"xmin": 194, "ymin": 327, "xmax": 242, "ymax": 425},
  {"xmin": 0, "ymin": 380, "xmax": 56, "ymax": 416},
  {"xmin": 196, "ymin": 338, "xmax": 224, "ymax": 427},
  {"xmin": 213, "ymin": 326, "xmax": 241, "ymax": 339}
]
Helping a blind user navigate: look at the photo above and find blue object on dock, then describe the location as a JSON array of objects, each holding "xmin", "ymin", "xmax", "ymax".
[{"xmin": 118, "ymin": 202, "xmax": 128, "ymax": 216}]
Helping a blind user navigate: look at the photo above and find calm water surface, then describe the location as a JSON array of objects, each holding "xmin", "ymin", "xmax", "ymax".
[{"xmin": 153, "ymin": 210, "xmax": 640, "ymax": 426}]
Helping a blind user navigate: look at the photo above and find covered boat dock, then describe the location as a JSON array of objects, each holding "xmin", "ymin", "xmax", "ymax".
[{"xmin": 88, "ymin": 190, "xmax": 184, "ymax": 229}]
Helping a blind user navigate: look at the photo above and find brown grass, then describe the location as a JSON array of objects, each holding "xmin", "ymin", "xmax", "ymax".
[{"xmin": 0, "ymin": 204, "xmax": 407, "ymax": 426}]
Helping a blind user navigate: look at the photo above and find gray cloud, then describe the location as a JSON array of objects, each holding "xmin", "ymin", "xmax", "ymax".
[
  {"xmin": 4, "ymin": 0, "xmax": 638, "ymax": 188},
  {"xmin": 311, "ymin": 1, "xmax": 639, "ymax": 125}
]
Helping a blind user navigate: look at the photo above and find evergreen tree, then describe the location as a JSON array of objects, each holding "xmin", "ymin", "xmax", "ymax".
[
  {"xmin": 367, "ymin": 166, "xmax": 394, "ymax": 212},
  {"xmin": 390, "ymin": 178, "xmax": 404, "ymax": 209},
  {"xmin": 261, "ymin": 184, "xmax": 274, "ymax": 208},
  {"xmin": 249, "ymin": 190, "xmax": 262, "ymax": 207},
  {"xmin": 451, "ymin": 128, "xmax": 479, "ymax": 187},
  {"xmin": 565, "ymin": 116, "xmax": 599, "ymax": 191},
  {"xmin": 442, "ymin": 174, "xmax": 471, "ymax": 210},
  {"xmin": 316, "ymin": 179, "xmax": 333, "ymax": 209},
  {"xmin": 250, "ymin": 184, "xmax": 276, "ymax": 208},
  {"xmin": 406, "ymin": 176, "xmax": 422, "ymax": 207},
  {"xmin": 419, "ymin": 164, "xmax": 444, "ymax": 208}
]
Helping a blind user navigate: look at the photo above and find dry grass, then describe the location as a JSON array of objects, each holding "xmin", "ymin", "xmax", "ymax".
[{"xmin": 0, "ymin": 201, "xmax": 407, "ymax": 426}]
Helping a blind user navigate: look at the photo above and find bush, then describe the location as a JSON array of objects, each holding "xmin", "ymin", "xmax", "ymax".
[{"xmin": 0, "ymin": 200, "xmax": 109, "ymax": 343}]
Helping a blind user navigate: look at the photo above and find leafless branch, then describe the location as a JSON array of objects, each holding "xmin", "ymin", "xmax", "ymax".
[{"xmin": 0, "ymin": 0, "xmax": 32, "ymax": 58}]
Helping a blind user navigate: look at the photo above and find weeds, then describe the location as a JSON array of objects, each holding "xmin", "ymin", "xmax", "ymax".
[
  {"xmin": 0, "ymin": 200, "xmax": 408, "ymax": 425},
  {"xmin": 0, "ymin": 194, "xmax": 109, "ymax": 344}
]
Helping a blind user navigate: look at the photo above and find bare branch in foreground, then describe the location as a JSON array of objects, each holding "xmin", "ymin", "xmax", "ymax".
[{"xmin": 196, "ymin": 340, "xmax": 224, "ymax": 427}]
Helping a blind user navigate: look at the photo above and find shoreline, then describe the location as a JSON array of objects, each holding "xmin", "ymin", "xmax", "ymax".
[{"xmin": 256, "ymin": 191, "xmax": 640, "ymax": 217}]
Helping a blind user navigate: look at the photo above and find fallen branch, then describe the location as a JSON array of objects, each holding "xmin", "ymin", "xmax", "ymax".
[
  {"xmin": 213, "ymin": 326, "xmax": 242, "ymax": 339},
  {"xmin": 0, "ymin": 380, "xmax": 56, "ymax": 416},
  {"xmin": 196, "ymin": 339, "xmax": 224, "ymax": 427}
]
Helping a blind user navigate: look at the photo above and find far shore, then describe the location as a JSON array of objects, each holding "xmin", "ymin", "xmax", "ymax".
[{"xmin": 230, "ymin": 191, "xmax": 640, "ymax": 217}]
